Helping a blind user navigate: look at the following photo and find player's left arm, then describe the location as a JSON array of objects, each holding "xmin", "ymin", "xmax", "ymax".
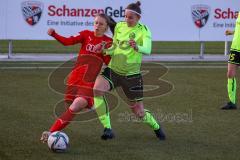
[{"xmin": 137, "ymin": 26, "xmax": 152, "ymax": 54}]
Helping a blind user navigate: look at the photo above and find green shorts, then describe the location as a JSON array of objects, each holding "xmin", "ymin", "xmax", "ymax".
[
  {"xmin": 101, "ymin": 67, "xmax": 143, "ymax": 102},
  {"xmin": 228, "ymin": 50, "xmax": 240, "ymax": 65}
]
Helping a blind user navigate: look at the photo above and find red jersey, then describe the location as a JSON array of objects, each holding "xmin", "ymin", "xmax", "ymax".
[
  {"xmin": 52, "ymin": 30, "xmax": 112, "ymax": 105},
  {"xmin": 52, "ymin": 30, "xmax": 111, "ymax": 65}
]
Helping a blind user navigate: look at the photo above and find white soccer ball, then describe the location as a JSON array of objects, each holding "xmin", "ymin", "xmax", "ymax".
[{"xmin": 47, "ymin": 131, "xmax": 69, "ymax": 152}]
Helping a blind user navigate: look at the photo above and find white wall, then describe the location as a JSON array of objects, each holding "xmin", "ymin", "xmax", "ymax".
[{"xmin": 0, "ymin": 0, "xmax": 239, "ymax": 41}]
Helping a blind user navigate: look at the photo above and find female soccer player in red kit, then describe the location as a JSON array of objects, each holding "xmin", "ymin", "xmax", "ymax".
[{"xmin": 40, "ymin": 14, "xmax": 116, "ymax": 143}]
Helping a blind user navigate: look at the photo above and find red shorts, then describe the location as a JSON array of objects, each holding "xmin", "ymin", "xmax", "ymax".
[
  {"xmin": 64, "ymin": 68, "xmax": 95, "ymax": 109},
  {"xmin": 64, "ymin": 86, "xmax": 94, "ymax": 109}
]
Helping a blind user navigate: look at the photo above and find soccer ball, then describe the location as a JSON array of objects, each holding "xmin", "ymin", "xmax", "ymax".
[{"xmin": 47, "ymin": 131, "xmax": 69, "ymax": 152}]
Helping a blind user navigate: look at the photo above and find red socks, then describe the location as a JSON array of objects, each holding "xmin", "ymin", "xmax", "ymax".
[{"xmin": 49, "ymin": 108, "xmax": 75, "ymax": 132}]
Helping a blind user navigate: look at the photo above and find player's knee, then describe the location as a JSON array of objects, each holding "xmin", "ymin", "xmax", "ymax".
[
  {"xmin": 93, "ymin": 76, "xmax": 110, "ymax": 96},
  {"xmin": 93, "ymin": 85, "xmax": 105, "ymax": 96},
  {"xmin": 227, "ymin": 64, "xmax": 237, "ymax": 78},
  {"xmin": 227, "ymin": 70, "xmax": 235, "ymax": 78},
  {"xmin": 93, "ymin": 83, "xmax": 108, "ymax": 96},
  {"xmin": 69, "ymin": 97, "xmax": 86, "ymax": 112},
  {"xmin": 131, "ymin": 103, "xmax": 145, "ymax": 118}
]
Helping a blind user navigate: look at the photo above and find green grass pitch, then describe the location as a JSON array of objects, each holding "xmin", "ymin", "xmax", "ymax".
[
  {"xmin": 0, "ymin": 40, "xmax": 227, "ymax": 54},
  {"xmin": 0, "ymin": 61, "xmax": 240, "ymax": 160}
]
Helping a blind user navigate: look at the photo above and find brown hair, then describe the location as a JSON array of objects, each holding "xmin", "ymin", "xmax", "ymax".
[
  {"xmin": 96, "ymin": 13, "xmax": 116, "ymax": 34},
  {"xmin": 126, "ymin": 1, "xmax": 141, "ymax": 15}
]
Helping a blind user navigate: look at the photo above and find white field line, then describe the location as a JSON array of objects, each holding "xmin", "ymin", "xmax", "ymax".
[
  {"xmin": 0, "ymin": 62, "xmax": 65, "ymax": 65},
  {"xmin": 0, "ymin": 66, "xmax": 69, "ymax": 69},
  {"xmin": 0, "ymin": 66, "xmax": 227, "ymax": 70},
  {"xmin": 0, "ymin": 62, "xmax": 227, "ymax": 65}
]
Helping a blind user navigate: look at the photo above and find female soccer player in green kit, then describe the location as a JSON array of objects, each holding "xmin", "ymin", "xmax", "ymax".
[
  {"xmin": 222, "ymin": 13, "xmax": 240, "ymax": 110},
  {"xmin": 93, "ymin": 1, "xmax": 166, "ymax": 140}
]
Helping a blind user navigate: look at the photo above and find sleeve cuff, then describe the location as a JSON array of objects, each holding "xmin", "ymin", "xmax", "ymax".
[{"xmin": 138, "ymin": 46, "xmax": 151, "ymax": 55}]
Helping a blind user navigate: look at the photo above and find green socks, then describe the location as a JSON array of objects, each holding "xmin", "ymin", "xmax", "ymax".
[
  {"xmin": 228, "ymin": 78, "xmax": 237, "ymax": 104},
  {"xmin": 142, "ymin": 109, "xmax": 160, "ymax": 130},
  {"xmin": 94, "ymin": 96, "xmax": 111, "ymax": 129},
  {"xmin": 94, "ymin": 95, "xmax": 159, "ymax": 131}
]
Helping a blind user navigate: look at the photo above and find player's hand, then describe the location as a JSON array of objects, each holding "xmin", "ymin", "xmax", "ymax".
[
  {"xmin": 47, "ymin": 28, "xmax": 55, "ymax": 36},
  {"xmin": 95, "ymin": 42, "xmax": 105, "ymax": 53},
  {"xmin": 225, "ymin": 30, "xmax": 234, "ymax": 36},
  {"xmin": 129, "ymin": 39, "xmax": 138, "ymax": 51}
]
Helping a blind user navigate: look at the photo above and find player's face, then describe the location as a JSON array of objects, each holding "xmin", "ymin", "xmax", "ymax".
[
  {"xmin": 94, "ymin": 16, "xmax": 108, "ymax": 36},
  {"xmin": 125, "ymin": 10, "xmax": 140, "ymax": 27}
]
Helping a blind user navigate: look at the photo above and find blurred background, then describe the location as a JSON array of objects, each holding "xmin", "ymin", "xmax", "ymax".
[{"xmin": 0, "ymin": 0, "xmax": 238, "ymax": 57}]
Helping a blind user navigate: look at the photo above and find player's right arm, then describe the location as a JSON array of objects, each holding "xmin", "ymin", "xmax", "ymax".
[{"xmin": 48, "ymin": 28, "xmax": 85, "ymax": 46}]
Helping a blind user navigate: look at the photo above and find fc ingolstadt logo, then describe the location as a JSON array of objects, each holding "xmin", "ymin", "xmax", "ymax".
[
  {"xmin": 21, "ymin": 1, "xmax": 43, "ymax": 26},
  {"xmin": 129, "ymin": 32, "xmax": 136, "ymax": 39},
  {"xmin": 191, "ymin": 4, "xmax": 210, "ymax": 28}
]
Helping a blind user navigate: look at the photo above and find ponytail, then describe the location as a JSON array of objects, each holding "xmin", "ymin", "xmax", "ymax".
[{"xmin": 107, "ymin": 16, "xmax": 116, "ymax": 34}]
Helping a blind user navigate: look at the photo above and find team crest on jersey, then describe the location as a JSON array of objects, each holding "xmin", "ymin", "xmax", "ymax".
[
  {"xmin": 129, "ymin": 32, "xmax": 136, "ymax": 39},
  {"xmin": 191, "ymin": 4, "xmax": 210, "ymax": 28},
  {"xmin": 21, "ymin": 1, "xmax": 43, "ymax": 26}
]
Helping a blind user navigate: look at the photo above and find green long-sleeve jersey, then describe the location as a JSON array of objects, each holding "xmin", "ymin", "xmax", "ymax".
[
  {"xmin": 231, "ymin": 13, "xmax": 240, "ymax": 52},
  {"xmin": 107, "ymin": 21, "xmax": 152, "ymax": 75}
]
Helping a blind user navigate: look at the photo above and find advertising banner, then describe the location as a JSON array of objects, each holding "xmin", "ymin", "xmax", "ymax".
[{"xmin": 0, "ymin": 0, "xmax": 239, "ymax": 41}]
